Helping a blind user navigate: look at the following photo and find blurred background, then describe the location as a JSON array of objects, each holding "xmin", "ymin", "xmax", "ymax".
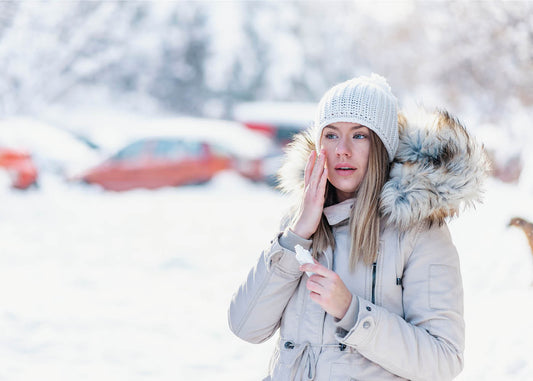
[{"xmin": 0, "ymin": 1, "xmax": 532, "ymax": 380}]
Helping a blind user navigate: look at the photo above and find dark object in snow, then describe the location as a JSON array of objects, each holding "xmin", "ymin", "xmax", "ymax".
[{"xmin": 508, "ymin": 217, "xmax": 533, "ymax": 263}]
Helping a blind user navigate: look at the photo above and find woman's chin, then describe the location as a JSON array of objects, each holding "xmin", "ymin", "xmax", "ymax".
[{"xmin": 330, "ymin": 178, "xmax": 360, "ymax": 196}]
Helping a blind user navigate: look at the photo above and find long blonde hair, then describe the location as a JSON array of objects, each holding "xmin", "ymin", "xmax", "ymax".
[{"xmin": 310, "ymin": 130, "xmax": 390, "ymax": 270}]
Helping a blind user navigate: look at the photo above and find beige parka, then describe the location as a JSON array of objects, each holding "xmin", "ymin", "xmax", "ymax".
[{"xmin": 228, "ymin": 109, "xmax": 489, "ymax": 381}]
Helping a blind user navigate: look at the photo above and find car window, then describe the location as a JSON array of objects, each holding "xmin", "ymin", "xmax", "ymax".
[
  {"xmin": 276, "ymin": 125, "xmax": 301, "ymax": 143},
  {"xmin": 153, "ymin": 139, "xmax": 204, "ymax": 160},
  {"xmin": 185, "ymin": 141, "xmax": 204, "ymax": 157},
  {"xmin": 209, "ymin": 143, "xmax": 231, "ymax": 158},
  {"xmin": 112, "ymin": 141, "xmax": 145, "ymax": 161},
  {"xmin": 153, "ymin": 140, "xmax": 183, "ymax": 159}
]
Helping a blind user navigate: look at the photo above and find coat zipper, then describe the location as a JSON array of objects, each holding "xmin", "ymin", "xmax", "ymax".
[{"xmin": 371, "ymin": 262, "xmax": 377, "ymax": 304}]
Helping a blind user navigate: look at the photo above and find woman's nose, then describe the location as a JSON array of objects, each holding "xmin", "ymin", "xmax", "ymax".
[{"xmin": 336, "ymin": 137, "xmax": 352, "ymax": 157}]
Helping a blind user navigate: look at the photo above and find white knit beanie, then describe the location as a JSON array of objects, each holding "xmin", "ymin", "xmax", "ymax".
[{"xmin": 314, "ymin": 73, "xmax": 399, "ymax": 162}]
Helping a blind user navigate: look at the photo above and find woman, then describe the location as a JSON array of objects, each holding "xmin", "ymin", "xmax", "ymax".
[{"xmin": 228, "ymin": 74, "xmax": 488, "ymax": 380}]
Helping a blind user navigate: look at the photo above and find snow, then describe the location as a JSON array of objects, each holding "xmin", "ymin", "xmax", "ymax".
[
  {"xmin": 39, "ymin": 111, "xmax": 274, "ymax": 160},
  {"xmin": 123, "ymin": 117, "xmax": 276, "ymax": 159},
  {"xmin": 0, "ymin": 171, "xmax": 283, "ymax": 380},
  {"xmin": 473, "ymin": 123, "xmax": 524, "ymax": 167},
  {"xmin": 1, "ymin": 169, "xmax": 532, "ymax": 380},
  {"xmin": 233, "ymin": 101, "xmax": 316, "ymax": 129},
  {"xmin": 449, "ymin": 179, "xmax": 533, "ymax": 380},
  {"xmin": 0, "ymin": 118, "xmax": 101, "ymax": 176}
]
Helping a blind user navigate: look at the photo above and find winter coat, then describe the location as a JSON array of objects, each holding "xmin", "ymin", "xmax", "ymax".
[{"xmin": 228, "ymin": 109, "xmax": 488, "ymax": 381}]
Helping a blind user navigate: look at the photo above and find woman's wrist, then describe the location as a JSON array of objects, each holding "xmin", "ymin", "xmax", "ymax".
[
  {"xmin": 336, "ymin": 293, "xmax": 353, "ymax": 320},
  {"xmin": 279, "ymin": 228, "xmax": 312, "ymax": 252},
  {"xmin": 289, "ymin": 223, "xmax": 312, "ymax": 240}
]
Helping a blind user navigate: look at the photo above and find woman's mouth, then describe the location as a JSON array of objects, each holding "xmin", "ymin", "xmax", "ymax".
[{"xmin": 334, "ymin": 164, "xmax": 356, "ymax": 176}]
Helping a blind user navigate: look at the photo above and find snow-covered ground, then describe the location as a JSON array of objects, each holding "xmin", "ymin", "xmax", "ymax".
[{"xmin": 0, "ymin": 172, "xmax": 531, "ymax": 380}]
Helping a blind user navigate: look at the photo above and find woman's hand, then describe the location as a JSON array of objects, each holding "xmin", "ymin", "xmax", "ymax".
[
  {"xmin": 300, "ymin": 262, "xmax": 352, "ymax": 320},
  {"xmin": 289, "ymin": 150, "xmax": 328, "ymax": 239}
]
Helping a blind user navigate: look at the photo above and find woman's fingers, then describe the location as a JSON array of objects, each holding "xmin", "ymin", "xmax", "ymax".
[
  {"xmin": 306, "ymin": 277, "xmax": 325, "ymax": 294},
  {"xmin": 308, "ymin": 150, "xmax": 326, "ymax": 189},
  {"xmin": 288, "ymin": 150, "xmax": 327, "ymax": 239},
  {"xmin": 304, "ymin": 150, "xmax": 316, "ymax": 186},
  {"xmin": 300, "ymin": 262, "xmax": 333, "ymax": 278},
  {"xmin": 318, "ymin": 164, "xmax": 328, "ymax": 196},
  {"xmin": 300, "ymin": 263, "xmax": 353, "ymax": 319}
]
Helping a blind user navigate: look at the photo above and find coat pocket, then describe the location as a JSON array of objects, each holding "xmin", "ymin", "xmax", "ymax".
[
  {"xmin": 428, "ymin": 264, "xmax": 461, "ymax": 311},
  {"xmin": 329, "ymin": 362, "xmax": 360, "ymax": 381}
]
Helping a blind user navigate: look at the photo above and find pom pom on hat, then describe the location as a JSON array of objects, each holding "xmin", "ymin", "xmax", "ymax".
[{"xmin": 314, "ymin": 73, "xmax": 399, "ymax": 162}]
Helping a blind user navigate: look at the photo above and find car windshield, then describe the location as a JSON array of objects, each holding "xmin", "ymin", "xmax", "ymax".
[
  {"xmin": 112, "ymin": 141, "xmax": 145, "ymax": 161},
  {"xmin": 209, "ymin": 143, "xmax": 232, "ymax": 158},
  {"xmin": 276, "ymin": 124, "xmax": 301, "ymax": 144},
  {"xmin": 152, "ymin": 139, "xmax": 203, "ymax": 160}
]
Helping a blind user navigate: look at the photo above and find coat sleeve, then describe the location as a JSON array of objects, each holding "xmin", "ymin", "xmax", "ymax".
[
  {"xmin": 335, "ymin": 223, "xmax": 465, "ymax": 381},
  {"xmin": 227, "ymin": 228, "xmax": 311, "ymax": 344}
]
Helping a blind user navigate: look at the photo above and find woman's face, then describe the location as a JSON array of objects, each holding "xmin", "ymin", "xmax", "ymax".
[{"xmin": 320, "ymin": 122, "xmax": 371, "ymax": 202}]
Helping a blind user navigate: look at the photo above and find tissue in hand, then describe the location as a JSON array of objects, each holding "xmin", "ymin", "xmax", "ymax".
[{"xmin": 295, "ymin": 244, "xmax": 315, "ymax": 276}]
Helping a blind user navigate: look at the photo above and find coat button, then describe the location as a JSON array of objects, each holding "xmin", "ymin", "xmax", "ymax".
[
  {"xmin": 284, "ymin": 341, "xmax": 295, "ymax": 349},
  {"xmin": 363, "ymin": 321, "xmax": 371, "ymax": 329},
  {"xmin": 339, "ymin": 343, "xmax": 347, "ymax": 351},
  {"xmin": 366, "ymin": 306, "xmax": 372, "ymax": 311}
]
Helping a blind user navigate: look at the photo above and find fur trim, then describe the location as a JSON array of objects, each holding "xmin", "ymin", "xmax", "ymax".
[
  {"xmin": 277, "ymin": 130, "xmax": 314, "ymax": 197},
  {"xmin": 277, "ymin": 107, "xmax": 490, "ymax": 231}
]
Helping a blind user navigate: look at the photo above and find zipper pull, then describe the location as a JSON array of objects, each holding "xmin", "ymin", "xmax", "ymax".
[{"xmin": 371, "ymin": 262, "xmax": 377, "ymax": 304}]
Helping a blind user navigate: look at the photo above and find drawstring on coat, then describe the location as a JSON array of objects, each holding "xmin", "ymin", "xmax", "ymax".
[
  {"xmin": 290, "ymin": 342, "xmax": 316, "ymax": 380},
  {"xmin": 286, "ymin": 341, "xmax": 346, "ymax": 380}
]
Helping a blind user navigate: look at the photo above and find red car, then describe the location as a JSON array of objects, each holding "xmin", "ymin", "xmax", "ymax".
[
  {"xmin": 79, "ymin": 137, "xmax": 233, "ymax": 191},
  {"xmin": 0, "ymin": 147, "xmax": 38, "ymax": 189}
]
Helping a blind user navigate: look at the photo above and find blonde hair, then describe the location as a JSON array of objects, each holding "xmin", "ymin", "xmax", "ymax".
[{"xmin": 309, "ymin": 130, "xmax": 390, "ymax": 270}]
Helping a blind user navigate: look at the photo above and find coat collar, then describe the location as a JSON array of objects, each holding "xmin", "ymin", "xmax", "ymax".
[{"xmin": 323, "ymin": 198, "xmax": 353, "ymax": 226}]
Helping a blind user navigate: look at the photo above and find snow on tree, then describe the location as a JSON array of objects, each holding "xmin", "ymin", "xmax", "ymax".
[{"xmin": 0, "ymin": 1, "xmax": 530, "ymax": 135}]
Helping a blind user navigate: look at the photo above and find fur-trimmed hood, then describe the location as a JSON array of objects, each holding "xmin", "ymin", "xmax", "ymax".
[{"xmin": 277, "ymin": 107, "xmax": 490, "ymax": 231}]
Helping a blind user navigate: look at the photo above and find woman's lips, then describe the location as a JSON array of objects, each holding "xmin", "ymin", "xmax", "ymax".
[{"xmin": 334, "ymin": 164, "xmax": 356, "ymax": 176}]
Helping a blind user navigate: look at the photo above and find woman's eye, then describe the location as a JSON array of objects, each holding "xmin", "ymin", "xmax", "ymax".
[
  {"xmin": 325, "ymin": 133, "xmax": 337, "ymax": 139},
  {"xmin": 353, "ymin": 134, "xmax": 367, "ymax": 140}
]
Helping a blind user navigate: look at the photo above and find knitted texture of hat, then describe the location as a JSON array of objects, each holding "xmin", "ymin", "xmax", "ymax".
[{"xmin": 314, "ymin": 73, "xmax": 399, "ymax": 162}]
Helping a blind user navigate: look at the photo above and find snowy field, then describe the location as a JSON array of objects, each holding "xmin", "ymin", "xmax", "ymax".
[{"xmin": 1, "ymin": 171, "xmax": 532, "ymax": 380}]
